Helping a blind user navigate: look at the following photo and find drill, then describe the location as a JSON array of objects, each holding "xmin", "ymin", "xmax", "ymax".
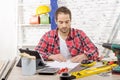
[{"xmin": 102, "ymin": 43, "xmax": 120, "ymax": 74}]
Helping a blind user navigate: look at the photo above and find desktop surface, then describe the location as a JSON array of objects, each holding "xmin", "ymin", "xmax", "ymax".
[{"xmin": 7, "ymin": 61, "xmax": 120, "ymax": 80}]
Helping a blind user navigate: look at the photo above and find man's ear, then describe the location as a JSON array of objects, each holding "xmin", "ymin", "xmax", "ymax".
[{"xmin": 55, "ymin": 20, "xmax": 57, "ymax": 24}]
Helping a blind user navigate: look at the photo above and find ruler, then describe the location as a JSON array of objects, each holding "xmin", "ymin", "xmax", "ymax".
[{"xmin": 69, "ymin": 64, "xmax": 88, "ymax": 73}]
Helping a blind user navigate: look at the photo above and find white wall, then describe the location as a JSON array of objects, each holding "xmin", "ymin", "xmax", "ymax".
[
  {"xmin": 22, "ymin": 0, "xmax": 120, "ymax": 57},
  {"xmin": 2, "ymin": 0, "xmax": 119, "ymax": 59},
  {"xmin": 0, "ymin": 0, "xmax": 17, "ymax": 60},
  {"xmin": 58, "ymin": 0, "xmax": 120, "ymax": 56},
  {"xmin": 29, "ymin": 0, "xmax": 120, "ymax": 57}
]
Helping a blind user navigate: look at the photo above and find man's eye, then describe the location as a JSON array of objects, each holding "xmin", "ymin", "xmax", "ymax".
[
  {"xmin": 66, "ymin": 22, "xmax": 69, "ymax": 24},
  {"xmin": 66, "ymin": 21, "xmax": 70, "ymax": 24},
  {"xmin": 59, "ymin": 22, "xmax": 63, "ymax": 24},
  {"xmin": 66, "ymin": 22, "xmax": 68, "ymax": 24}
]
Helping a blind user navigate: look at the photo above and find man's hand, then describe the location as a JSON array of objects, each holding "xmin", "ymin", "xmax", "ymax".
[
  {"xmin": 48, "ymin": 54, "xmax": 66, "ymax": 62},
  {"xmin": 70, "ymin": 54, "xmax": 88, "ymax": 63}
]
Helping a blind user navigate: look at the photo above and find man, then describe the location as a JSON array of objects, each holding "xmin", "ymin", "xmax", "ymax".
[{"xmin": 35, "ymin": 6, "xmax": 99, "ymax": 63}]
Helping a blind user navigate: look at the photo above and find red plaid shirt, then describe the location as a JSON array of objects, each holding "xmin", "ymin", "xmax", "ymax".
[{"xmin": 35, "ymin": 28, "xmax": 99, "ymax": 60}]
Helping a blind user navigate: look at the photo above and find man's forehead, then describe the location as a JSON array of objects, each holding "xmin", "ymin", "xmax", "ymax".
[
  {"xmin": 57, "ymin": 14, "xmax": 70, "ymax": 20},
  {"xmin": 58, "ymin": 20, "xmax": 70, "ymax": 22},
  {"xmin": 57, "ymin": 12, "xmax": 70, "ymax": 16}
]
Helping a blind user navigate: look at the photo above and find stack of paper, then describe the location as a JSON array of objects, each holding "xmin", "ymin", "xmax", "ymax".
[{"xmin": 47, "ymin": 60, "xmax": 80, "ymax": 69}]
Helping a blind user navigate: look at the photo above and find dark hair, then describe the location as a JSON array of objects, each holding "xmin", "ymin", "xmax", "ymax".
[{"xmin": 55, "ymin": 6, "xmax": 71, "ymax": 20}]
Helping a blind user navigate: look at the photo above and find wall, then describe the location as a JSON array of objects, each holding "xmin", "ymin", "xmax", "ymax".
[
  {"xmin": 0, "ymin": 0, "xmax": 17, "ymax": 60},
  {"xmin": 58, "ymin": 0, "xmax": 120, "ymax": 56},
  {"xmin": 0, "ymin": 0, "xmax": 119, "ymax": 59},
  {"xmin": 21, "ymin": 0, "xmax": 120, "ymax": 57}
]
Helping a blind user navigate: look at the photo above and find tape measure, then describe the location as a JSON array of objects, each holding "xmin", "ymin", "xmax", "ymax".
[
  {"xmin": 81, "ymin": 60, "xmax": 96, "ymax": 67},
  {"xmin": 70, "ymin": 64, "xmax": 117, "ymax": 79}
]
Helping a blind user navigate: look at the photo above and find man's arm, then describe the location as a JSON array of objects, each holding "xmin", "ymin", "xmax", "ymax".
[
  {"xmin": 35, "ymin": 32, "xmax": 67, "ymax": 62},
  {"xmin": 80, "ymin": 30, "xmax": 99, "ymax": 61},
  {"xmin": 35, "ymin": 33, "xmax": 50, "ymax": 60}
]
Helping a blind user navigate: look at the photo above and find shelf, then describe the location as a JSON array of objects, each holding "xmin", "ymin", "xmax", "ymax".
[
  {"xmin": 23, "ymin": 43, "xmax": 37, "ymax": 47},
  {"xmin": 17, "ymin": 43, "xmax": 36, "ymax": 49},
  {"xmin": 17, "ymin": 1, "xmax": 51, "ymax": 49},
  {"xmin": 20, "ymin": 24, "xmax": 50, "ymax": 26},
  {"xmin": 18, "ymin": 43, "xmax": 37, "ymax": 47},
  {"xmin": 18, "ymin": 3, "xmax": 50, "ymax": 7},
  {"xmin": 19, "ymin": 24, "xmax": 51, "ymax": 29}
]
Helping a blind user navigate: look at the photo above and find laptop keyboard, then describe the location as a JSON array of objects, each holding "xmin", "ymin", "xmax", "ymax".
[{"xmin": 36, "ymin": 67, "xmax": 59, "ymax": 75}]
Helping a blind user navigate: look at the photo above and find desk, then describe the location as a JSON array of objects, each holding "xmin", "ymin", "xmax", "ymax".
[{"xmin": 7, "ymin": 62, "xmax": 120, "ymax": 80}]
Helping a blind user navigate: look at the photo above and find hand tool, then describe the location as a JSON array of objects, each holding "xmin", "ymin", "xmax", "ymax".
[
  {"xmin": 70, "ymin": 64, "xmax": 117, "ymax": 79},
  {"xmin": 81, "ymin": 60, "xmax": 96, "ymax": 67},
  {"xmin": 102, "ymin": 43, "xmax": 120, "ymax": 74}
]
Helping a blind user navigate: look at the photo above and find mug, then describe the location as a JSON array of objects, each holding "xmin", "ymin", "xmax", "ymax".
[{"xmin": 21, "ymin": 57, "xmax": 36, "ymax": 76}]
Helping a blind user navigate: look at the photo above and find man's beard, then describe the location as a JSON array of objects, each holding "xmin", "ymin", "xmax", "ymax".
[{"xmin": 60, "ymin": 27, "xmax": 70, "ymax": 33}]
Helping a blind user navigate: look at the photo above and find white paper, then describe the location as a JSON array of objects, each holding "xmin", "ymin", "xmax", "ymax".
[{"xmin": 47, "ymin": 60, "xmax": 79, "ymax": 69}]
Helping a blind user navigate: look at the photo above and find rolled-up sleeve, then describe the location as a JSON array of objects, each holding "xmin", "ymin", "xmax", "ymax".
[
  {"xmin": 35, "ymin": 33, "xmax": 50, "ymax": 60},
  {"xmin": 80, "ymin": 30, "xmax": 99, "ymax": 60}
]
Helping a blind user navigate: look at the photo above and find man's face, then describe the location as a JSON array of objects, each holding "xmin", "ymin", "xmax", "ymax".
[{"xmin": 56, "ymin": 13, "xmax": 71, "ymax": 34}]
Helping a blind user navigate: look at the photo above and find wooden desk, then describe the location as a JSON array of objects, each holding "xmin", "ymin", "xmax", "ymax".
[{"xmin": 7, "ymin": 62, "xmax": 120, "ymax": 80}]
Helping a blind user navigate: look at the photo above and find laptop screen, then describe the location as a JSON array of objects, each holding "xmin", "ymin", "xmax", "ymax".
[
  {"xmin": 16, "ymin": 48, "xmax": 46, "ymax": 69},
  {"xmin": 19, "ymin": 48, "xmax": 41, "ymax": 59}
]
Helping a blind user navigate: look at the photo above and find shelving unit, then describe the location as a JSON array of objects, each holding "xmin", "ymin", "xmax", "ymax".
[{"xmin": 17, "ymin": 0, "xmax": 51, "ymax": 49}]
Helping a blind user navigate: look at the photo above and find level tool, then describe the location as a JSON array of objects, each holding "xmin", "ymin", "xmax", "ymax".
[{"xmin": 70, "ymin": 64, "xmax": 117, "ymax": 79}]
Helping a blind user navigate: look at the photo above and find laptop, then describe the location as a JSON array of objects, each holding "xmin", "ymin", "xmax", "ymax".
[
  {"xmin": 17, "ymin": 48, "xmax": 59, "ymax": 75},
  {"xmin": 16, "ymin": 48, "xmax": 46, "ymax": 70}
]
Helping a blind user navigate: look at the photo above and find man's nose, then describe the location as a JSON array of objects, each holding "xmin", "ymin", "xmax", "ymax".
[{"xmin": 62, "ymin": 22, "xmax": 67, "ymax": 27}]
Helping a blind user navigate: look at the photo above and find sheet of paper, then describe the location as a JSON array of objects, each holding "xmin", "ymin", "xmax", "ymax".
[{"xmin": 47, "ymin": 60, "xmax": 80, "ymax": 69}]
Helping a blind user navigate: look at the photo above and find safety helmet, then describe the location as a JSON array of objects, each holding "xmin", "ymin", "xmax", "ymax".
[{"xmin": 36, "ymin": 5, "xmax": 50, "ymax": 15}]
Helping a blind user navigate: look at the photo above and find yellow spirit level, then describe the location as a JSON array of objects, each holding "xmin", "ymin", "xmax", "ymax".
[{"xmin": 70, "ymin": 64, "xmax": 117, "ymax": 79}]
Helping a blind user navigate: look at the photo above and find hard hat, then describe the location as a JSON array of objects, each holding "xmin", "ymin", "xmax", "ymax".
[{"xmin": 36, "ymin": 5, "xmax": 50, "ymax": 15}]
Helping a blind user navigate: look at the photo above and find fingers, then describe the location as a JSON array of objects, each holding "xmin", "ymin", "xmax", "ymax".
[
  {"xmin": 58, "ymin": 54, "xmax": 66, "ymax": 62},
  {"xmin": 56, "ymin": 55, "xmax": 66, "ymax": 62},
  {"xmin": 70, "ymin": 56, "xmax": 81, "ymax": 63},
  {"xmin": 55, "ymin": 57, "xmax": 66, "ymax": 62},
  {"xmin": 48, "ymin": 54, "xmax": 66, "ymax": 62},
  {"xmin": 70, "ymin": 54, "xmax": 88, "ymax": 63}
]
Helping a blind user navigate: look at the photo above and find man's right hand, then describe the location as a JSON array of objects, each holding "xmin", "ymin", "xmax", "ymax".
[{"xmin": 48, "ymin": 54, "xmax": 66, "ymax": 62}]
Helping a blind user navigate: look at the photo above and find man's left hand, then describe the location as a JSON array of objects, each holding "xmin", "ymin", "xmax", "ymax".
[{"xmin": 70, "ymin": 54, "xmax": 88, "ymax": 63}]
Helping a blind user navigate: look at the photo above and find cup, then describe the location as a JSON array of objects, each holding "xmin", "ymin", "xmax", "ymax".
[{"xmin": 21, "ymin": 57, "xmax": 36, "ymax": 76}]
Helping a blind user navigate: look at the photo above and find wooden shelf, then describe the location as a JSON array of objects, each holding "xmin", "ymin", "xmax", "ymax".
[
  {"xmin": 19, "ymin": 24, "xmax": 51, "ymax": 29},
  {"xmin": 17, "ymin": 1, "xmax": 51, "ymax": 49},
  {"xmin": 22, "ymin": 43, "xmax": 37, "ymax": 47},
  {"xmin": 18, "ymin": 3, "xmax": 50, "ymax": 7}
]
